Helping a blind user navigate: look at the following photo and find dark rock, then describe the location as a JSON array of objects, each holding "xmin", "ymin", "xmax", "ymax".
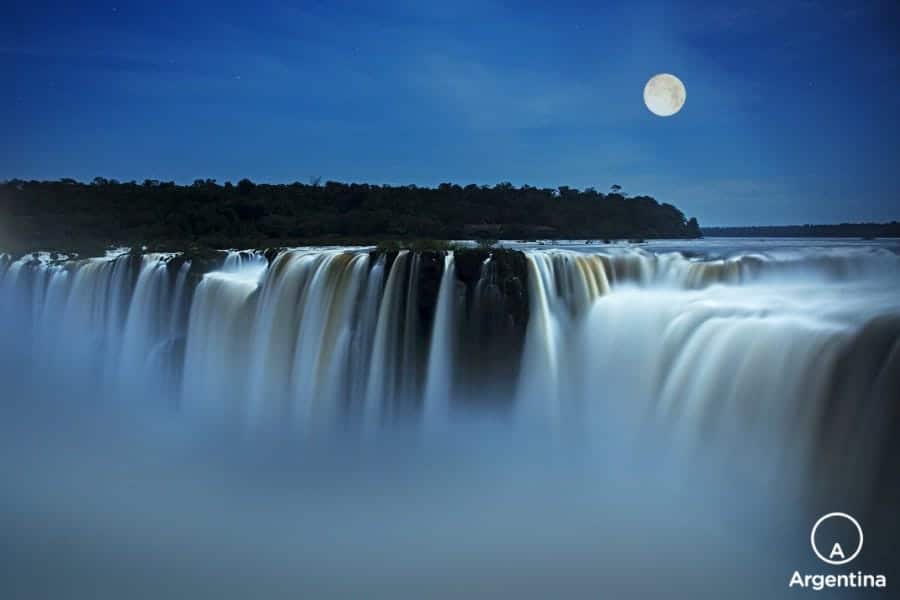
[
  {"xmin": 264, "ymin": 247, "xmax": 284, "ymax": 265},
  {"xmin": 818, "ymin": 315, "xmax": 900, "ymax": 504},
  {"xmin": 453, "ymin": 248, "xmax": 490, "ymax": 285},
  {"xmin": 453, "ymin": 248, "xmax": 530, "ymax": 409},
  {"xmin": 166, "ymin": 247, "xmax": 226, "ymax": 285},
  {"xmin": 416, "ymin": 251, "xmax": 445, "ymax": 322},
  {"xmin": 370, "ymin": 249, "xmax": 400, "ymax": 278},
  {"xmin": 444, "ymin": 248, "xmax": 530, "ymax": 330}
]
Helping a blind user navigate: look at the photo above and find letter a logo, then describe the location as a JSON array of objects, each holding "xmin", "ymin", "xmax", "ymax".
[
  {"xmin": 829, "ymin": 543, "xmax": 845, "ymax": 560},
  {"xmin": 810, "ymin": 513, "xmax": 864, "ymax": 566}
]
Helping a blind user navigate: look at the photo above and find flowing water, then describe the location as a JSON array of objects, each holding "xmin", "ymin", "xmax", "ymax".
[{"xmin": 1, "ymin": 239, "xmax": 898, "ymax": 598}]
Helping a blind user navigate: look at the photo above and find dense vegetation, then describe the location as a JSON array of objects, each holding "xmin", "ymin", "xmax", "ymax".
[
  {"xmin": 0, "ymin": 178, "xmax": 701, "ymax": 254},
  {"xmin": 703, "ymin": 223, "xmax": 900, "ymax": 238}
]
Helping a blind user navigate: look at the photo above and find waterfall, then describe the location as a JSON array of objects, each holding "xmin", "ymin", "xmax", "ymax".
[
  {"xmin": 5, "ymin": 237, "xmax": 900, "ymax": 600},
  {"xmin": 1, "ymin": 242, "xmax": 897, "ymax": 490},
  {"xmin": 181, "ymin": 263, "xmax": 262, "ymax": 421},
  {"xmin": 181, "ymin": 250, "xmax": 386, "ymax": 429},
  {"xmin": 118, "ymin": 254, "xmax": 189, "ymax": 404},
  {"xmin": 306, "ymin": 253, "xmax": 371, "ymax": 427},
  {"xmin": 222, "ymin": 249, "xmax": 267, "ymax": 273},
  {"xmin": 349, "ymin": 255, "xmax": 386, "ymax": 412},
  {"xmin": 423, "ymin": 252, "xmax": 457, "ymax": 427},
  {"xmin": 513, "ymin": 247, "xmax": 900, "ymax": 491},
  {"xmin": 400, "ymin": 252, "xmax": 422, "ymax": 405},
  {"xmin": 516, "ymin": 253, "xmax": 564, "ymax": 423},
  {"xmin": 364, "ymin": 251, "xmax": 410, "ymax": 430}
]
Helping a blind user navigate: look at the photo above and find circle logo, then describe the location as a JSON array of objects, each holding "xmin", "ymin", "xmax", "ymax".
[{"xmin": 810, "ymin": 512, "xmax": 864, "ymax": 565}]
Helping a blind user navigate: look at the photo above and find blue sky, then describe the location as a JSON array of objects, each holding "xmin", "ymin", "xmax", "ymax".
[{"xmin": 3, "ymin": 0, "xmax": 900, "ymax": 225}]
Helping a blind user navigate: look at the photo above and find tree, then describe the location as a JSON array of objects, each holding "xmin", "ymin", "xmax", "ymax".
[
  {"xmin": 237, "ymin": 178, "xmax": 255, "ymax": 196},
  {"xmin": 686, "ymin": 217, "xmax": 701, "ymax": 237}
]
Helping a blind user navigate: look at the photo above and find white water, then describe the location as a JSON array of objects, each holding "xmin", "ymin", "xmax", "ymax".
[
  {"xmin": 2, "ymin": 240, "xmax": 899, "ymax": 598},
  {"xmin": 423, "ymin": 252, "xmax": 458, "ymax": 427},
  {"xmin": 1, "ymin": 242, "xmax": 898, "ymax": 460}
]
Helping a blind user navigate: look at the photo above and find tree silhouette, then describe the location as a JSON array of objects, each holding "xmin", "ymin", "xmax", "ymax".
[{"xmin": 0, "ymin": 178, "xmax": 705, "ymax": 253}]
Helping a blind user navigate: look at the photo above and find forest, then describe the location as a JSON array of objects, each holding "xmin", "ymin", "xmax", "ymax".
[{"xmin": 0, "ymin": 178, "xmax": 701, "ymax": 254}]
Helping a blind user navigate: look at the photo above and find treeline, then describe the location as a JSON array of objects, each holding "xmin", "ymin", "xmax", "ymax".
[
  {"xmin": 0, "ymin": 178, "xmax": 700, "ymax": 253},
  {"xmin": 703, "ymin": 223, "xmax": 900, "ymax": 238}
]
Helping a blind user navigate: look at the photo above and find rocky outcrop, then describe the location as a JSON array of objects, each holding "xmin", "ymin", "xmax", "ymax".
[
  {"xmin": 366, "ymin": 248, "xmax": 531, "ymax": 340},
  {"xmin": 415, "ymin": 251, "xmax": 444, "ymax": 324},
  {"xmin": 453, "ymin": 249, "xmax": 529, "ymax": 329},
  {"xmin": 452, "ymin": 248, "xmax": 530, "ymax": 407},
  {"xmin": 165, "ymin": 247, "xmax": 226, "ymax": 286}
]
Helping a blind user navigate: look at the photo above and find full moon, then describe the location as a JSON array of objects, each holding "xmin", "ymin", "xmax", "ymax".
[{"xmin": 643, "ymin": 73, "xmax": 686, "ymax": 117}]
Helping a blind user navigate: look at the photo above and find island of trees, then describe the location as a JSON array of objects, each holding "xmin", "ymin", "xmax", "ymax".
[{"xmin": 0, "ymin": 179, "xmax": 701, "ymax": 255}]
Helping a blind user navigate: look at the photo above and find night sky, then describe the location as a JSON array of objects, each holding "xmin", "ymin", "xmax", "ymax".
[{"xmin": 4, "ymin": 0, "xmax": 900, "ymax": 226}]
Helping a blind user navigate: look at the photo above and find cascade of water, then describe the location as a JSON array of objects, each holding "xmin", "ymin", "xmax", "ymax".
[
  {"xmin": 0, "ymin": 241, "xmax": 897, "ymax": 490},
  {"xmin": 181, "ymin": 264, "xmax": 262, "ymax": 421},
  {"xmin": 222, "ymin": 249, "xmax": 267, "ymax": 272},
  {"xmin": 118, "ymin": 254, "xmax": 183, "ymax": 403},
  {"xmin": 516, "ymin": 253, "xmax": 564, "ymax": 423},
  {"xmin": 178, "ymin": 249, "xmax": 400, "ymax": 430},
  {"xmin": 399, "ymin": 252, "xmax": 422, "ymax": 405},
  {"xmin": 307, "ymin": 253, "xmax": 371, "ymax": 427},
  {"xmin": 289, "ymin": 253, "xmax": 362, "ymax": 429},
  {"xmin": 423, "ymin": 252, "xmax": 457, "ymax": 427},
  {"xmin": 33, "ymin": 254, "xmax": 139, "ymax": 393},
  {"xmin": 528, "ymin": 246, "xmax": 900, "ymax": 290},
  {"xmin": 514, "ymin": 249, "xmax": 900, "ymax": 492},
  {"xmin": 244, "ymin": 250, "xmax": 321, "ymax": 426},
  {"xmin": 364, "ymin": 251, "xmax": 410, "ymax": 430}
]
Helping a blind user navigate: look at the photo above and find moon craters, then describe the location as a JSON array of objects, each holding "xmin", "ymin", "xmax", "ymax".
[{"xmin": 644, "ymin": 74, "xmax": 686, "ymax": 117}]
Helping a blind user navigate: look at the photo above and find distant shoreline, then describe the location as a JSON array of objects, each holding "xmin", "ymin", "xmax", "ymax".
[{"xmin": 703, "ymin": 223, "xmax": 900, "ymax": 238}]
